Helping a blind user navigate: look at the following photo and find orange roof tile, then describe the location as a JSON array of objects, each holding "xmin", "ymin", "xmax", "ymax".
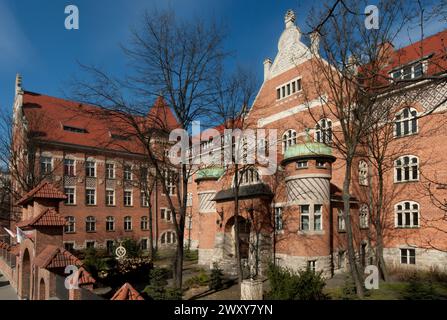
[
  {"xmin": 76, "ymin": 267, "xmax": 96, "ymax": 286},
  {"xmin": 16, "ymin": 182, "xmax": 67, "ymax": 206},
  {"xmin": 34, "ymin": 245, "xmax": 83, "ymax": 269},
  {"xmin": 21, "ymin": 92, "xmax": 179, "ymax": 154},
  {"xmin": 111, "ymin": 283, "xmax": 144, "ymax": 301},
  {"xmin": 16, "ymin": 208, "xmax": 67, "ymax": 228}
]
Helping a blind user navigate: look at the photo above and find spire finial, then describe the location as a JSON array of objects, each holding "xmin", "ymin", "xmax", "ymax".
[
  {"xmin": 284, "ymin": 9, "xmax": 296, "ymax": 28},
  {"xmin": 15, "ymin": 73, "xmax": 23, "ymax": 96}
]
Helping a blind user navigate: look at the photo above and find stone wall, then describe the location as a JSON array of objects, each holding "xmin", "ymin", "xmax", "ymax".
[
  {"xmin": 384, "ymin": 247, "xmax": 447, "ymax": 271},
  {"xmin": 275, "ymin": 253, "xmax": 332, "ymax": 278}
]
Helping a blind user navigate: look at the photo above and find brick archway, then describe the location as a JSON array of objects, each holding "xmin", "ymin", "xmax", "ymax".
[
  {"xmin": 20, "ymin": 248, "xmax": 31, "ymax": 300},
  {"xmin": 39, "ymin": 278, "xmax": 47, "ymax": 300}
]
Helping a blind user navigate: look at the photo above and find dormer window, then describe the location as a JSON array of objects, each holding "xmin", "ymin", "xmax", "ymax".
[
  {"xmin": 111, "ymin": 133, "xmax": 130, "ymax": 141},
  {"xmin": 276, "ymin": 78, "xmax": 302, "ymax": 100},
  {"xmin": 63, "ymin": 125, "xmax": 87, "ymax": 133},
  {"xmin": 390, "ymin": 60, "xmax": 426, "ymax": 81}
]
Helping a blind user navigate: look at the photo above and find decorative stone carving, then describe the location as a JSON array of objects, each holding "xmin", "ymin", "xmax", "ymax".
[{"xmin": 241, "ymin": 279, "xmax": 263, "ymax": 300}]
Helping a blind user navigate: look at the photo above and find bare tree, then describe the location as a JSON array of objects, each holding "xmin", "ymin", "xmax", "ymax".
[{"xmin": 71, "ymin": 9, "xmax": 227, "ymax": 291}]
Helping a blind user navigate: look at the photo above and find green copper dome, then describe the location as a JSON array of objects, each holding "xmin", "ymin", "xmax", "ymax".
[
  {"xmin": 195, "ymin": 167, "xmax": 225, "ymax": 181},
  {"xmin": 283, "ymin": 129, "xmax": 335, "ymax": 163}
]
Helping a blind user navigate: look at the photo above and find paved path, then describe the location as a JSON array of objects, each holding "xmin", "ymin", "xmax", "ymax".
[{"xmin": 0, "ymin": 273, "xmax": 18, "ymax": 300}]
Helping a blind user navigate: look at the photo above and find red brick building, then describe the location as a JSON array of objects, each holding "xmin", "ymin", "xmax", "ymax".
[
  {"xmin": 11, "ymin": 80, "xmax": 181, "ymax": 253},
  {"xmin": 188, "ymin": 10, "xmax": 447, "ymax": 277}
]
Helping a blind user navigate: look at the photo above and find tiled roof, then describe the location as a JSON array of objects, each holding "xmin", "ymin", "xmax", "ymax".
[
  {"xmin": 16, "ymin": 208, "xmax": 67, "ymax": 228},
  {"xmin": 16, "ymin": 182, "xmax": 67, "ymax": 206},
  {"xmin": 111, "ymin": 283, "xmax": 144, "ymax": 301},
  {"xmin": 76, "ymin": 267, "xmax": 96, "ymax": 285},
  {"xmin": 34, "ymin": 245, "xmax": 83, "ymax": 269},
  {"xmin": 9, "ymin": 245, "xmax": 20, "ymax": 256},
  {"xmin": 21, "ymin": 92, "xmax": 179, "ymax": 154}
]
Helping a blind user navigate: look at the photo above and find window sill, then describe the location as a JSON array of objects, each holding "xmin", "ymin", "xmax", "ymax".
[
  {"xmin": 106, "ymin": 205, "xmax": 116, "ymax": 207},
  {"xmin": 64, "ymin": 232, "xmax": 76, "ymax": 234},
  {"xmin": 86, "ymin": 231, "xmax": 97, "ymax": 233},
  {"xmin": 64, "ymin": 204, "xmax": 77, "ymax": 206},
  {"xmin": 298, "ymin": 230, "xmax": 325, "ymax": 235},
  {"xmin": 86, "ymin": 204, "xmax": 97, "ymax": 207},
  {"xmin": 395, "ymin": 226, "xmax": 420, "ymax": 229},
  {"xmin": 394, "ymin": 180, "xmax": 419, "ymax": 184},
  {"xmin": 124, "ymin": 230, "xmax": 133, "ymax": 232},
  {"xmin": 393, "ymin": 132, "xmax": 418, "ymax": 140}
]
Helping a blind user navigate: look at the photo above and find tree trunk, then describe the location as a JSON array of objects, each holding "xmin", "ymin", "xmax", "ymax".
[
  {"xmin": 233, "ymin": 164, "xmax": 243, "ymax": 284},
  {"xmin": 148, "ymin": 202, "xmax": 155, "ymax": 260},
  {"xmin": 343, "ymin": 158, "xmax": 365, "ymax": 298},
  {"xmin": 375, "ymin": 168, "xmax": 389, "ymax": 281}
]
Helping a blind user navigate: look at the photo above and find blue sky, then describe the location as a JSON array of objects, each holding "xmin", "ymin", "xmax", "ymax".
[{"xmin": 0, "ymin": 0, "xmax": 445, "ymax": 113}]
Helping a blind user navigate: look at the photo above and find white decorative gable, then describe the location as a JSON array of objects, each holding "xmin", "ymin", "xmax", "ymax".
[{"xmin": 266, "ymin": 10, "xmax": 312, "ymax": 80}]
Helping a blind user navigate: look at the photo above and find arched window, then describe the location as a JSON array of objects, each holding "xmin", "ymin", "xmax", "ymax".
[
  {"xmin": 395, "ymin": 155, "xmax": 419, "ymax": 182},
  {"xmin": 395, "ymin": 107, "xmax": 418, "ymax": 137},
  {"xmin": 161, "ymin": 231, "xmax": 177, "ymax": 245},
  {"xmin": 141, "ymin": 216, "xmax": 149, "ymax": 230},
  {"xmin": 282, "ymin": 129, "xmax": 297, "ymax": 153},
  {"xmin": 106, "ymin": 216, "xmax": 115, "ymax": 231},
  {"xmin": 237, "ymin": 167, "xmax": 260, "ymax": 186},
  {"xmin": 64, "ymin": 216, "xmax": 75, "ymax": 233},
  {"xmin": 315, "ymin": 119, "xmax": 332, "ymax": 144},
  {"xmin": 359, "ymin": 160, "xmax": 369, "ymax": 186},
  {"xmin": 124, "ymin": 216, "xmax": 132, "ymax": 231},
  {"xmin": 85, "ymin": 216, "xmax": 96, "ymax": 232},
  {"xmin": 359, "ymin": 204, "xmax": 369, "ymax": 229},
  {"xmin": 395, "ymin": 201, "xmax": 420, "ymax": 228}
]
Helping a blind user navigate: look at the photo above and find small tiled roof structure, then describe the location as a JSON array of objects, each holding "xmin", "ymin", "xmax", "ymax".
[
  {"xmin": 16, "ymin": 182, "xmax": 67, "ymax": 206},
  {"xmin": 9, "ymin": 244, "xmax": 20, "ymax": 256},
  {"xmin": 34, "ymin": 245, "xmax": 83, "ymax": 269},
  {"xmin": 77, "ymin": 266, "xmax": 96, "ymax": 285},
  {"xmin": 17, "ymin": 208, "xmax": 67, "ymax": 228},
  {"xmin": 111, "ymin": 283, "xmax": 144, "ymax": 301}
]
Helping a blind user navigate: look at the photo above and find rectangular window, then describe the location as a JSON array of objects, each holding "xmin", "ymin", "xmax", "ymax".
[
  {"xmin": 124, "ymin": 190, "xmax": 133, "ymax": 206},
  {"xmin": 64, "ymin": 216, "xmax": 75, "ymax": 233},
  {"xmin": 85, "ymin": 161, "xmax": 96, "ymax": 177},
  {"xmin": 307, "ymin": 260, "xmax": 316, "ymax": 272},
  {"xmin": 301, "ymin": 205, "xmax": 310, "ymax": 231},
  {"xmin": 64, "ymin": 159, "xmax": 75, "ymax": 176},
  {"xmin": 164, "ymin": 170, "xmax": 176, "ymax": 196},
  {"xmin": 64, "ymin": 187, "xmax": 75, "ymax": 205},
  {"xmin": 292, "ymin": 81, "xmax": 296, "ymax": 93},
  {"xmin": 106, "ymin": 190, "xmax": 115, "ymax": 206},
  {"xmin": 275, "ymin": 207, "xmax": 283, "ymax": 232},
  {"xmin": 400, "ymin": 248, "xmax": 416, "ymax": 264},
  {"xmin": 86, "ymin": 241, "xmax": 95, "ymax": 249},
  {"xmin": 276, "ymin": 88, "xmax": 281, "ymax": 100},
  {"xmin": 106, "ymin": 163, "xmax": 115, "ymax": 179},
  {"xmin": 314, "ymin": 205, "xmax": 322, "ymax": 231},
  {"xmin": 276, "ymin": 78, "xmax": 302, "ymax": 101},
  {"xmin": 141, "ymin": 192, "xmax": 149, "ymax": 207},
  {"xmin": 40, "ymin": 157, "xmax": 52, "ymax": 174},
  {"xmin": 86, "ymin": 189, "xmax": 96, "ymax": 205},
  {"xmin": 123, "ymin": 165, "xmax": 132, "ymax": 180},
  {"xmin": 161, "ymin": 208, "xmax": 172, "ymax": 222},
  {"xmin": 296, "ymin": 161, "xmax": 308, "ymax": 169},
  {"xmin": 316, "ymin": 160, "xmax": 326, "ymax": 168}
]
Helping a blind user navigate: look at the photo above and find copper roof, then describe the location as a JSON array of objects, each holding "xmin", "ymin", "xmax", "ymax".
[
  {"xmin": 111, "ymin": 283, "xmax": 144, "ymax": 301},
  {"xmin": 17, "ymin": 208, "xmax": 67, "ymax": 229},
  {"xmin": 16, "ymin": 182, "xmax": 67, "ymax": 206}
]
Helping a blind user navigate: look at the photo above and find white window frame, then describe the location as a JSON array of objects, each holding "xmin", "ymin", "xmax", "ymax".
[
  {"xmin": 124, "ymin": 190, "xmax": 133, "ymax": 207},
  {"xmin": 64, "ymin": 187, "xmax": 76, "ymax": 205},
  {"xmin": 141, "ymin": 216, "xmax": 149, "ymax": 230},
  {"xmin": 338, "ymin": 208, "xmax": 346, "ymax": 232},
  {"xmin": 276, "ymin": 77, "xmax": 302, "ymax": 100},
  {"xmin": 105, "ymin": 189, "xmax": 115, "ymax": 206},
  {"xmin": 64, "ymin": 158, "xmax": 76, "ymax": 177},
  {"xmin": 40, "ymin": 156, "xmax": 53, "ymax": 174},
  {"xmin": 315, "ymin": 118, "xmax": 333, "ymax": 144},
  {"xmin": 106, "ymin": 216, "xmax": 115, "ymax": 232},
  {"xmin": 394, "ymin": 155, "xmax": 419, "ymax": 183},
  {"xmin": 123, "ymin": 165, "xmax": 132, "ymax": 181},
  {"xmin": 64, "ymin": 216, "xmax": 75, "ymax": 233},
  {"xmin": 274, "ymin": 206, "xmax": 283, "ymax": 232},
  {"xmin": 282, "ymin": 129, "xmax": 297, "ymax": 153},
  {"xmin": 141, "ymin": 191, "xmax": 149, "ymax": 207},
  {"xmin": 300, "ymin": 205, "xmax": 310, "ymax": 231},
  {"xmin": 296, "ymin": 160, "xmax": 308, "ymax": 169},
  {"xmin": 124, "ymin": 216, "xmax": 132, "ymax": 231},
  {"xmin": 394, "ymin": 107, "xmax": 418, "ymax": 138},
  {"xmin": 86, "ymin": 188, "xmax": 96, "ymax": 206},
  {"xmin": 106, "ymin": 162, "xmax": 115, "ymax": 179},
  {"xmin": 161, "ymin": 208, "xmax": 173, "ymax": 222},
  {"xmin": 160, "ymin": 231, "xmax": 177, "ymax": 245},
  {"xmin": 395, "ymin": 201, "xmax": 420, "ymax": 228},
  {"xmin": 400, "ymin": 248, "xmax": 416, "ymax": 265},
  {"xmin": 85, "ymin": 216, "xmax": 96, "ymax": 232},
  {"xmin": 85, "ymin": 160, "xmax": 96, "ymax": 178},
  {"xmin": 314, "ymin": 204, "xmax": 322, "ymax": 231}
]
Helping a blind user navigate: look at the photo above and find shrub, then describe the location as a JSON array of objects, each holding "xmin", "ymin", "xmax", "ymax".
[
  {"xmin": 403, "ymin": 277, "xmax": 442, "ymax": 300},
  {"xmin": 121, "ymin": 238, "xmax": 142, "ymax": 258},
  {"xmin": 185, "ymin": 270, "xmax": 210, "ymax": 289},
  {"xmin": 184, "ymin": 250, "xmax": 199, "ymax": 261},
  {"xmin": 266, "ymin": 263, "xmax": 327, "ymax": 300},
  {"xmin": 209, "ymin": 263, "xmax": 224, "ymax": 291},
  {"xmin": 144, "ymin": 267, "xmax": 178, "ymax": 300}
]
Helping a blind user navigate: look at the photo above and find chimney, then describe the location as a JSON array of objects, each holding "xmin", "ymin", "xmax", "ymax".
[
  {"xmin": 15, "ymin": 73, "xmax": 23, "ymax": 96},
  {"xmin": 310, "ymin": 32, "xmax": 320, "ymax": 55},
  {"xmin": 263, "ymin": 58, "xmax": 272, "ymax": 81}
]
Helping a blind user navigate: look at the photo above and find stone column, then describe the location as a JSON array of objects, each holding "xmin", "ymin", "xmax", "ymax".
[{"xmin": 241, "ymin": 279, "xmax": 263, "ymax": 300}]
